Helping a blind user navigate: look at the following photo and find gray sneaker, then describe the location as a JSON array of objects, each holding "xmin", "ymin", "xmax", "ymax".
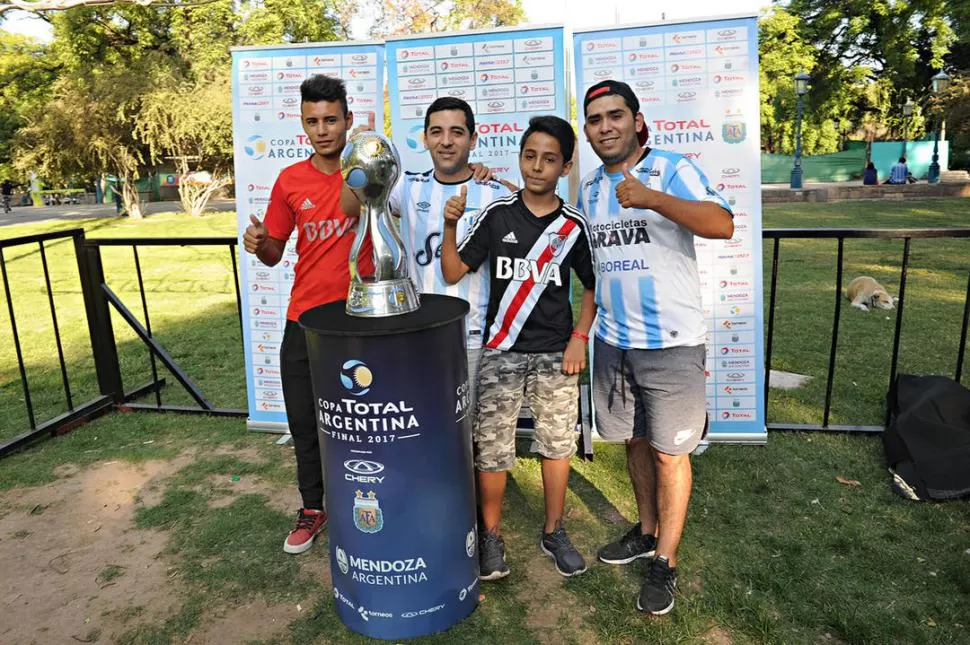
[
  {"xmin": 597, "ymin": 522, "xmax": 657, "ymax": 564},
  {"xmin": 540, "ymin": 527, "xmax": 588, "ymax": 577},
  {"xmin": 479, "ymin": 531, "xmax": 510, "ymax": 581}
]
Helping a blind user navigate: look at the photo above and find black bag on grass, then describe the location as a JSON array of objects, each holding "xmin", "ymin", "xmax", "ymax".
[{"xmin": 883, "ymin": 374, "xmax": 970, "ymax": 501}]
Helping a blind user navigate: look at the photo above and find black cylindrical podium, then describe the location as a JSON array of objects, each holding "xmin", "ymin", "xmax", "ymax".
[{"xmin": 299, "ymin": 295, "xmax": 479, "ymax": 640}]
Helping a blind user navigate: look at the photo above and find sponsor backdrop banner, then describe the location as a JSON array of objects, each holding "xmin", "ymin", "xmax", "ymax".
[
  {"xmin": 385, "ymin": 25, "xmax": 568, "ymax": 190},
  {"xmin": 573, "ymin": 16, "xmax": 766, "ymax": 443},
  {"xmin": 231, "ymin": 42, "xmax": 385, "ymax": 430},
  {"xmin": 301, "ymin": 297, "xmax": 479, "ymax": 639}
]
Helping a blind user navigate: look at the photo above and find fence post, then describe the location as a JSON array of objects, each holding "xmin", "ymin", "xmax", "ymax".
[{"xmin": 75, "ymin": 234, "xmax": 124, "ymax": 403}]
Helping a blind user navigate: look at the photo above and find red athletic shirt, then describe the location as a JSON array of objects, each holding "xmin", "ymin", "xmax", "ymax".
[{"xmin": 263, "ymin": 157, "xmax": 373, "ymax": 321}]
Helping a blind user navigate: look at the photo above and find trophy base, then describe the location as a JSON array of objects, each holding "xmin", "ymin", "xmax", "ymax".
[{"xmin": 346, "ymin": 278, "xmax": 421, "ymax": 318}]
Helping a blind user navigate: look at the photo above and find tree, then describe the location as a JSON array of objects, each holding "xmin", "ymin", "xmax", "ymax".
[
  {"xmin": 136, "ymin": 73, "xmax": 233, "ymax": 215},
  {"xmin": 5, "ymin": 0, "xmax": 356, "ymax": 215},
  {"xmin": 0, "ymin": 0, "xmax": 230, "ymax": 16},
  {"xmin": 368, "ymin": 0, "xmax": 524, "ymax": 36},
  {"xmin": 0, "ymin": 33, "xmax": 58, "ymax": 179},
  {"xmin": 15, "ymin": 66, "xmax": 155, "ymax": 217},
  {"xmin": 785, "ymin": 0, "xmax": 955, "ymax": 117}
]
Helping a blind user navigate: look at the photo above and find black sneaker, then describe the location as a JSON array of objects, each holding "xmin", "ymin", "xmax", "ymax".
[
  {"xmin": 597, "ymin": 522, "xmax": 657, "ymax": 564},
  {"xmin": 637, "ymin": 555, "xmax": 677, "ymax": 615},
  {"xmin": 479, "ymin": 531, "xmax": 510, "ymax": 581},
  {"xmin": 540, "ymin": 527, "xmax": 588, "ymax": 577}
]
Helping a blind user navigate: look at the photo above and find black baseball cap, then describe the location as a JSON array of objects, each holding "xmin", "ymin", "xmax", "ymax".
[{"xmin": 583, "ymin": 80, "xmax": 648, "ymax": 146}]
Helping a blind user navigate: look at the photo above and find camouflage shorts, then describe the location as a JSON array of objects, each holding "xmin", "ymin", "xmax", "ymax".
[{"xmin": 474, "ymin": 349, "xmax": 579, "ymax": 472}]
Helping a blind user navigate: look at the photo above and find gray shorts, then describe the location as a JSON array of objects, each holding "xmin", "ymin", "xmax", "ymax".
[
  {"xmin": 474, "ymin": 349, "xmax": 579, "ymax": 472},
  {"xmin": 591, "ymin": 338, "xmax": 707, "ymax": 455}
]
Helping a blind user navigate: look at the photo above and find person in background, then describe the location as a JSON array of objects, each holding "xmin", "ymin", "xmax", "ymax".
[
  {"xmin": 863, "ymin": 162, "xmax": 878, "ymax": 186},
  {"xmin": 887, "ymin": 157, "xmax": 911, "ymax": 185}
]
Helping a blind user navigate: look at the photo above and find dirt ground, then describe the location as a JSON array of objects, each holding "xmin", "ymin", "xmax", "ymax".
[{"xmin": 0, "ymin": 455, "xmax": 303, "ymax": 645}]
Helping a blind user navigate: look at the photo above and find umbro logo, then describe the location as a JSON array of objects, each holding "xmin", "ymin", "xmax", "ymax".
[
  {"xmin": 300, "ymin": 198, "xmax": 316, "ymax": 210},
  {"xmin": 502, "ymin": 231, "xmax": 518, "ymax": 244}
]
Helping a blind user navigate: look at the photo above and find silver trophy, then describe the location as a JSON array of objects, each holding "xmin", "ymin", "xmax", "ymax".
[{"xmin": 341, "ymin": 132, "xmax": 420, "ymax": 317}]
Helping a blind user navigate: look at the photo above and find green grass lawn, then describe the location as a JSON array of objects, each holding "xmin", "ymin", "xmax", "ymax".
[
  {"xmin": 0, "ymin": 201, "xmax": 969, "ymax": 644},
  {"xmin": 0, "ymin": 211, "xmax": 245, "ymax": 444}
]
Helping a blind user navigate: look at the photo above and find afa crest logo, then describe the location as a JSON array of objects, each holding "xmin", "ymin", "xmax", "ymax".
[
  {"xmin": 353, "ymin": 490, "xmax": 384, "ymax": 534},
  {"xmin": 722, "ymin": 110, "xmax": 747, "ymax": 144}
]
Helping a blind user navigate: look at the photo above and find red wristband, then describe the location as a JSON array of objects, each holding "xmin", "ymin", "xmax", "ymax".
[{"xmin": 571, "ymin": 331, "xmax": 589, "ymax": 343}]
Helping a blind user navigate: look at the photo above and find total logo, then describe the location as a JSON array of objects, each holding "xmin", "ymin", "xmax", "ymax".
[
  {"xmin": 247, "ymin": 183, "xmax": 270, "ymax": 192},
  {"xmin": 720, "ymin": 345, "xmax": 754, "ymax": 356},
  {"xmin": 717, "ymin": 182, "xmax": 748, "ymax": 191},
  {"xmin": 344, "ymin": 459, "xmax": 386, "ymax": 484},
  {"xmin": 651, "ymin": 118, "xmax": 711, "ymax": 132},
  {"xmin": 458, "ymin": 577, "xmax": 478, "ymax": 602},
  {"xmin": 340, "ymin": 359, "xmax": 373, "ymax": 396}
]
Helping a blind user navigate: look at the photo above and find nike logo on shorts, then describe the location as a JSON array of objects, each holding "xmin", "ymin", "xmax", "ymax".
[{"xmin": 673, "ymin": 429, "xmax": 694, "ymax": 446}]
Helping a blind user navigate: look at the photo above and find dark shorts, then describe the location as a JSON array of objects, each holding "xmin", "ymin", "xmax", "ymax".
[{"xmin": 591, "ymin": 338, "xmax": 707, "ymax": 455}]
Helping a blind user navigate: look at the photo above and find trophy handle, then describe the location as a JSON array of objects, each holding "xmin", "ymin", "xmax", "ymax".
[
  {"xmin": 377, "ymin": 207, "xmax": 409, "ymax": 279},
  {"xmin": 366, "ymin": 203, "xmax": 402, "ymax": 282},
  {"xmin": 348, "ymin": 207, "xmax": 370, "ymax": 283}
]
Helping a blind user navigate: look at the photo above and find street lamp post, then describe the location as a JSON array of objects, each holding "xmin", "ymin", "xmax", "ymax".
[
  {"xmin": 928, "ymin": 71, "xmax": 950, "ymax": 184},
  {"xmin": 902, "ymin": 98, "xmax": 914, "ymax": 158},
  {"xmin": 790, "ymin": 72, "xmax": 811, "ymax": 189}
]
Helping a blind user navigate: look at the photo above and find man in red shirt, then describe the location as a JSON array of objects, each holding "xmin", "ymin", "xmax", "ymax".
[{"xmin": 243, "ymin": 75, "xmax": 373, "ymax": 554}]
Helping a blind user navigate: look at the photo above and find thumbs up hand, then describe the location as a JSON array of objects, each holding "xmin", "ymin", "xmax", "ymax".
[
  {"xmin": 350, "ymin": 111, "xmax": 378, "ymax": 139},
  {"xmin": 444, "ymin": 185, "xmax": 468, "ymax": 226},
  {"xmin": 615, "ymin": 163, "xmax": 654, "ymax": 210},
  {"xmin": 244, "ymin": 213, "xmax": 267, "ymax": 254}
]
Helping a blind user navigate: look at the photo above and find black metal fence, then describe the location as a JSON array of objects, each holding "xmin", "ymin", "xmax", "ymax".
[
  {"xmin": 82, "ymin": 237, "xmax": 246, "ymax": 417},
  {"xmin": 1, "ymin": 227, "xmax": 969, "ymax": 456},
  {"xmin": 764, "ymin": 228, "xmax": 970, "ymax": 433},
  {"xmin": 0, "ymin": 231, "xmax": 245, "ymax": 457},
  {"xmin": 0, "ymin": 230, "xmax": 115, "ymax": 455}
]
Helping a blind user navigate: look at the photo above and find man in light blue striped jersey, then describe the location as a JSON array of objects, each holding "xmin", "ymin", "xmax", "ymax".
[{"xmin": 576, "ymin": 79, "xmax": 734, "ymax": 616}]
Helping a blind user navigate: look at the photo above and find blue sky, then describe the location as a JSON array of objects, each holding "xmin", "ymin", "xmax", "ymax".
[{"xmin": 2, "ymin": 0, "xmax": 765, "ymax": 43}]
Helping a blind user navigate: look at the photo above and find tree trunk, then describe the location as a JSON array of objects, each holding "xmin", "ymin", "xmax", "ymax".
[{"xmin": 119, "ymin": 170, "xmax": 143, "ymax": 219}]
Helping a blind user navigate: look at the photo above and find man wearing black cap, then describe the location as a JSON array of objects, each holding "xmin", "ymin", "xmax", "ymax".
[{"xmin": 577, "ymin": 79, "xmax": 734, "ymax": 615}]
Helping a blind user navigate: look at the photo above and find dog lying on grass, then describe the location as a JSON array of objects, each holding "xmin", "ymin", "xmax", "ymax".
[{"xmin": 847, "ymin": 276, "xmax": 898, "ymax": 311}]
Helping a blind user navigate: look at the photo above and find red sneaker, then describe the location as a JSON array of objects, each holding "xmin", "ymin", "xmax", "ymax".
[{"xmin": 283, "ymin": 508, "xmax": 327, "ymax": 554}]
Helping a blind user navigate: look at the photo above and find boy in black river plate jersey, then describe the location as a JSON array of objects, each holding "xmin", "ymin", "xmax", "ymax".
[{"xmin": 440, "ymin": 115, "xmax": 596, "ymax": 581}]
